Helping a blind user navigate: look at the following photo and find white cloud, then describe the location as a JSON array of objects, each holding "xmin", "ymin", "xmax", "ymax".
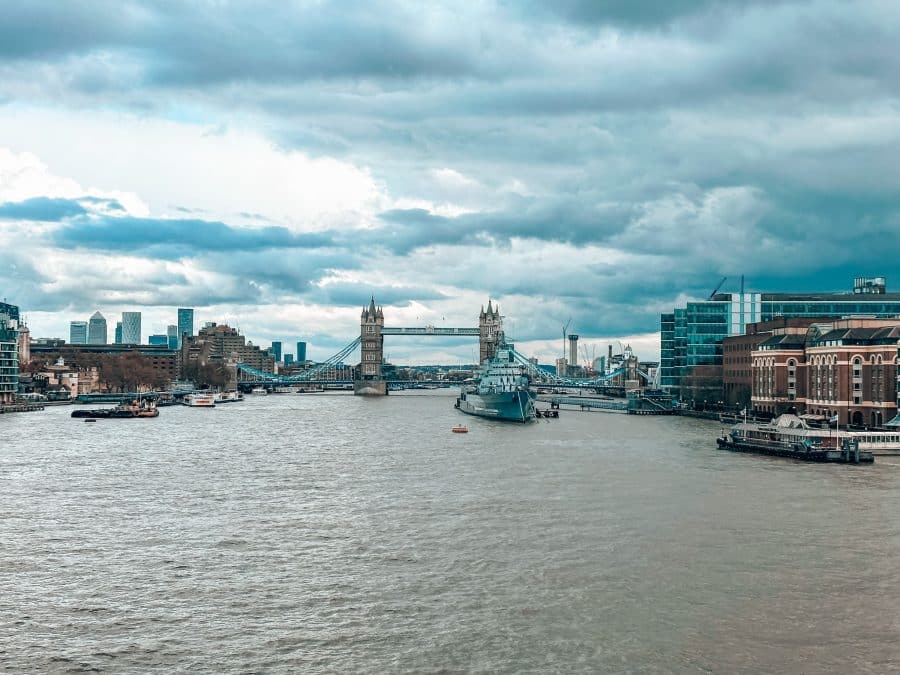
[{"xmin": 0, "ymin": 108, "xmax": 385, "ymax": 229}]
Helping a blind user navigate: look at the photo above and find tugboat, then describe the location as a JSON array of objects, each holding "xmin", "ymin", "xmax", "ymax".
[{"xmin": 455, "ymin": 341, "xmax": 535, "ymax": 423}]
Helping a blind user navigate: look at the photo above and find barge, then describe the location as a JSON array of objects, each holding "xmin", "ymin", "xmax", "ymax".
[{"xmin": 717, "ymin": 414, "xmax": 873, "ymax": 463}]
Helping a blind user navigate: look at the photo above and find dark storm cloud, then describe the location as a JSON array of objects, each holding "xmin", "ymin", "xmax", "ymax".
[
  {"xmin": 0, "ymin": 1, "xmax": 141, "ymax": 60},
  {"xmin": 3, "ymin": 0, "xmax": 900, "ymax": 341},
  {"xmin": 198, "ymin": 249, "xmax": 364, "ymax": 299},
  {"xmin": 54, "ymin": 215, "xmax": 335, "ymax": 259},
  {"xmin": 308, "ymin": 282, "xmax": 446, "ymax": 308},
  {"xmin": 0, "ymin": 196, "xmax": 87, "ymax": 221},
  {"xmin": 513, "ymin": 0, "xmax": 790, "ymax": 27},
  {"xmin": 375, "ymin": 199, "xmax": 631, "ymax": 254}
]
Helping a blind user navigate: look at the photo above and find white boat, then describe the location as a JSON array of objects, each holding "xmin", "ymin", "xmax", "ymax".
[
  {"xmin": 250, "ymin": 387, "xmax": 268, "ymax": 395},
  {"xmin": 214, "ymin": 391, "xmax": 244, "ymax": 403},
  {"xmin": 183, "ymin": 393, "xmax": 216, "ymax": 407}
]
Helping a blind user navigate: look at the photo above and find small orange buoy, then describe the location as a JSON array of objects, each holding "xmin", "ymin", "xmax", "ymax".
[{"xmin": 452, "ymin": 425, "xmax": 468, "ymax": 433}]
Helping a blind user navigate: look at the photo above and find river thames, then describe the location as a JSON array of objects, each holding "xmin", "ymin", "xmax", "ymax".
[{"xmin": 2, "ymin": 392, "xmax": 899, "ymax": 672}]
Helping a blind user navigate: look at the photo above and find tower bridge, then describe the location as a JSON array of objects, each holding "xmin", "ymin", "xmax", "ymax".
[
  {"xmin": 356, "ymin": 298, "xmax": 501, "ymax": 395},
  {"xmin": 235, "ymin": 298, "xmax": 649, "ymax": 395}
]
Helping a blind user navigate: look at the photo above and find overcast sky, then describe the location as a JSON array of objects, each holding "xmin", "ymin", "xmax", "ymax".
[{"xmin": 1, "ymin": 0, "xmax": 898, "ymax": 365}]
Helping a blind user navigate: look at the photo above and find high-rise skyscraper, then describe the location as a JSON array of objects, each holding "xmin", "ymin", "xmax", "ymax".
[
  {"xmin": 88, "ymin": 311, "xmax": 107, "ymax": 344},
  {"xmin": 177, "ymin": 308, "xmax": 194, "ymax": 348},
  {"xmin": 114, "ymin": 321, "xmax": 123, "ymax": 344},
  {"xmin": 284, "ymin": 353, "xmax": 294, "ymax": 366},
  {"xmin": 70, "ymin": 321, "xmax": 88, "ymax": 344},
  {"xmin": 271, "ymin": 341, "xmax": 282, "ymax": 363},
  {"xmin": 296, "ymin": 341, "xmax": 307, "ymax": 362},
  {"xmin": 122, "ymin": 311, "xmax": 142, "ymax": 344}
]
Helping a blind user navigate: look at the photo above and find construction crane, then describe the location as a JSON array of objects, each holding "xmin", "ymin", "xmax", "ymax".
[
  {"xmin": 709, "ymin": 276, "xmax": 728, "ymax": 299},
  {"xmin": 581, "ymin": 343, "xmax": 596, "ymax": 369},
  {"xmin": 562, "ymin": 318, "xmax": 572, "ymax": 361}
]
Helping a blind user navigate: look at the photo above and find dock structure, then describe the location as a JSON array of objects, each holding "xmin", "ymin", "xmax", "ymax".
[
  {"xmin": 0, "ymin": 403, "xmax": 44, "ymax": 414},
  {"xmin": 536, "ymin": 394, "xmax": 628, "ymax": 412},
  {"xmin": 535, "ymin": 390, "xmax": 677, "ymax": 415}
]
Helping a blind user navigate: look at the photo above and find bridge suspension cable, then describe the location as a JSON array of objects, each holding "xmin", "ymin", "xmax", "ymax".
[
  {"xmin": 508, "ymin": 346, "xmax": 626, "ymax": 387},
  {"xmin": 236, "ymin": 337, "xmax": 361, "ymax": 383}
]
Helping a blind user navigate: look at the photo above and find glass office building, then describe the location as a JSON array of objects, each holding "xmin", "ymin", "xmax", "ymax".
[
  {"xmin": 661, "ymin": 278, "xmax": 900, "ymax": 396},
  {"xmin": 70, "ymin": 321, "xmax": 88, "ymax": 344},
  {"xmin": 177, "ymin": 308, "xmax": 194, "ymax": 348},
  {"xmin": 88, "ymin": 311, "xmax": 107, "ymax": 344},
  {"xmin": 122, "ymin": 311, "xmax": 142, "ymax": 344}
]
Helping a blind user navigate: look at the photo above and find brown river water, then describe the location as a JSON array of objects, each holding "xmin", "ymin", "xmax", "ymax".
[{"xmin": 2, "ymin": 391, "xmax": 899, "ymax": 672}]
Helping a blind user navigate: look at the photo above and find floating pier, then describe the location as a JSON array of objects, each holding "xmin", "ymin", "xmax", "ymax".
[
  {"xmin": 0, "ymin": 403, "xmax": 45, "ymax": 414},
  {"xmin": 534, "ymin": 390, "xmax": 676, "ymax": 415}
]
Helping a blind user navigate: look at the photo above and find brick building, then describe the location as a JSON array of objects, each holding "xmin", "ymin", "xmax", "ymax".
[
  {"xmin": 724, "ymin": 318, "xmax": 829, "ymax": 409},
  {"xmin": 751, "ymin": 318, "xmax": 900, "ymax": 427},
  {"xmin": 30, "ymin": 344, "xmax": 179, "ymax": 390},
  {"xmin": 180, "ymin": 323, "xmax": 274, "ymax": 374}
]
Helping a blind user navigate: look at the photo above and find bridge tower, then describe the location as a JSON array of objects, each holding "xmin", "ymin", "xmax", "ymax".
[
  {"xmin": 355, "ymin": 297, "xmax": 387, "ymax": 395},
  {"xmin": 479, "ymin": 300, "xmax": 503, "ymax": 363}
]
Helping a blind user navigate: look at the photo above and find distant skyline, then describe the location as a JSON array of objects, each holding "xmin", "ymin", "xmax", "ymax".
[{"xmin": 1, "ymin": 1, "xmax": 898, "ymax": 364}]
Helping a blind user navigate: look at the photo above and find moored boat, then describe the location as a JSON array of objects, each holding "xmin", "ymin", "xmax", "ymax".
[
  {"xmin": 214, "ymin": 390, "xmax": 244, "ymax": 403},
  {"xmin": 182, "ymin": 393, "xmax": 216, "ymax": 407},
  {"xmin": 72, "ymin": 399, "xmax": 159, "ymax": 419},
  {"xmin": 717, "ymin": 414, "xmax": 873, "ymax": 463},
  {"xmin": 455, "ymin": 341, "xmax": 535, "ymax": 423}
]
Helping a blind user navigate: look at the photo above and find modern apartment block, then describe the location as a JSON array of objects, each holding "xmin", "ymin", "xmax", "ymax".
[
  {"xmin": 180, "ymin": 323, "xmax": 274, "ymax": 374},
  {"xmin": 661, "ymin": 277, "xmax": 900, "ymax": 402},
  {"xmin": 0, "ymin": 301, "xmax": 19, "ymax": 404}
]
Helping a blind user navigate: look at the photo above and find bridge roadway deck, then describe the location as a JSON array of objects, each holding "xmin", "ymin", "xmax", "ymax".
[{"xmin": 381, "ymin": 327, "xmax": 480, "ymax": 336}]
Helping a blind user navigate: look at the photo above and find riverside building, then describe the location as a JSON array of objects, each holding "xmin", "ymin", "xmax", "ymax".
[
  {"xmin": 749, "ymin": 318, "xmax": 900, "ymax": 427},
  {"xmin": 661, "ymin": 276, "xmax": 900, "ymax": 402},
  {"xmin": 0, "ymin": 301, "xmax": 19, "ymax": 404}
]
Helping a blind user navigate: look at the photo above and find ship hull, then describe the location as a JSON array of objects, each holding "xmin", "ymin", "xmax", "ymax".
[{"xmin": 455, "ymin": 390, "xmax": 535, "ymax": 423}]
